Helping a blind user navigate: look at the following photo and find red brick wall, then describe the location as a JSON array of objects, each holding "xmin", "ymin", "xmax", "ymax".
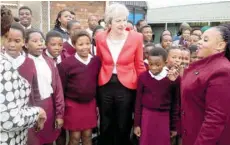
[{"xmin": 50, "ymin": 1, "xmax": 106, "ymax": 29}]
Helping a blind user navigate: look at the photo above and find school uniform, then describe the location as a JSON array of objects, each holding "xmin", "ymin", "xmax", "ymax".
[
  {"xmin": 0, "ymin": 54, "xmax": 40, "ymax": 145},
  {"xmin": 58, "ymin": 54, "xmax": 101, "ymax": 131},
  {"xmin": 63, "ymin": 39, "xmax": 76, "ymax": 56},
  {"xmin": 134, "ymin": 67, "xmax": 179, "ymax": 145},
  {"xmin": 143, "ymin": 59, "xmax": 148, "ymax": 70},
  {"xmin": 181, "ymin": 52, "xmax": 230, "ymax": 145},
  {"xmin": 53, "ymin": 26, "xmax": 69, "ymax": 42},
  {"xmin": 27, "ymin": 54, "xmax": 64, "ymax": 145},
  {"xmin": 43, "ymin": 49, "xmax": 70, "ymax": 65}
]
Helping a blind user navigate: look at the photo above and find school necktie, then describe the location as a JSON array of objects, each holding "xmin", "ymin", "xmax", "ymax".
[{"xmin": 53, "ymin": 57, "xmax": 57, "ymax": 63}]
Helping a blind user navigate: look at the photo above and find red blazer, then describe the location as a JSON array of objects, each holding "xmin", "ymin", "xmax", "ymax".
[
  {"xmin": 181, "ymin": 52, "xmax": 230, "ymax": 145},
  {"xmin": 96, "ymin": 29, "xmax": 146, "ymax": 89}
]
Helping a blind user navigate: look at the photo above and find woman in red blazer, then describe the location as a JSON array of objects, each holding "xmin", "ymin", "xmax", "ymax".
[
  {"xmin": 172, "ymin": 25, "xmax": 230, "ymax": 145},
  {"xmin": 96, "ymin": 3, "xmax": 146, "ymax": 145}
]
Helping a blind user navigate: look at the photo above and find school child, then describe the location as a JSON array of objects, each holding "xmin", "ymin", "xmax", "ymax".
[
  {"xmin": 58, "ymin": 30, "xmax": 101, "ymax": 145},
  {"xmin": 44, "ymin": 30, "xmax": 69, "ymax": 64},
  {"xmin": 134, "ymin": 47, "xmax": 179, "ymax": 145},
  {"xmin": 63, "ymin": 20, "xmax": 81, "ymax": 55},
  {"xmin": 24, "ymin": 29, "xmax": 64, "ymax": 145},
  {"xmin": 188, "ymin": 44, "xmax": 198, "ymax": 63},
  {"xmin": 92, "ymin": 25, "xmax": 104, "ymax": 55},
  {"xmin": 181, "ymin": 48, "xmax": 191, "ymax": 69},
  {"xmin": 2, "ymin": 22, "xmax": 43, "ymax": 107},
  {"xmin": 53, "ymin": 9, "xmax": 72, "ymax": 41},
  {"xmin": 143, "ymin": 43, "xmax": 155, "ymax": 69},
  {"xmin": 166, "ymin": 46, "xmax": 183, "ymax": 69}
]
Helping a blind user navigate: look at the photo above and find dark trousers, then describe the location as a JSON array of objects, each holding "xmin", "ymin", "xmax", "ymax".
[{"xmin": 97, "ymin": 75, "xmax": 135, "ymax": 145}]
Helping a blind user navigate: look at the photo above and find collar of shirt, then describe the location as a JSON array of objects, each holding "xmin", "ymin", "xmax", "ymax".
[
  {"xmin": 75, "ymin": 53, "xmax": 92, "ymax": 65},
  {"xmin": 67, "ymin": 38, "xmax": 74, "ymax": 47},
  {"xmin": 144, "ymin": 59, "xmax": 148, "ymax": 64},
  {"xmin": 45, "ymin": 49, "xmax": 62, "ymax": 64},
  {"xmin": 149, "ymin": 66, "xmax": 168, "ymax": 80},
  {"xmin": 45, "ymin": 49, "xmax": 54, "ymax": 59},
  {"xmin": 28, "ymin": 54, "xmax": 43, "ymax": 61},
  {"xmin": 60, "ymin": 26, "xmax": 67, "ymax": 32},
  {"xmin": 20, "ymin": 23, "xmax": 32, "ymax": 30},
  {"xmin": 4, "ymin": 52, "xmax": 25, "ymax": 69}
]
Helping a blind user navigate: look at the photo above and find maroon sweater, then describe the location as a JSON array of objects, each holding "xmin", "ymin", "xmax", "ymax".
[
  {"xmin": 63, "ymin": 41, "xmax": 76, "ymax": 55},
  {"xmin": 134, "ymin": 71, "xmax": 180, "ymax": 130},
  {"xmin": 58, "ymin": 55, "xmax": 101, "ymax": 103},
  {"xmin": 18, "ymin": 57, "xmax": 41, "ymax": 105}
]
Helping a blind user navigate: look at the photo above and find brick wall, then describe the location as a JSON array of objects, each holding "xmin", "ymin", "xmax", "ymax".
[{"xmin": 50, "ymin": 1, "xmax": 106, "ymax": 30}]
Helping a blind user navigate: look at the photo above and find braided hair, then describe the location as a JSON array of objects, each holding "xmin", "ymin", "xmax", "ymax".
[
  {"xmin": 216, "ymin": 24, "xmax": 230, "ymax": 60},
  {"xmin": 54, "ymin": 9, "xmax": 71, "ymax": 29}
]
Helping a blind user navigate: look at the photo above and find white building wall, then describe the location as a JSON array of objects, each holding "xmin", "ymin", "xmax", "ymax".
[{"xmin": 147, "ymin": 1, "xmax": 230, "ymax": 23}]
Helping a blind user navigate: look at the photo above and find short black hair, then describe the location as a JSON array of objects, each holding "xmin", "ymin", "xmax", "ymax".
[
  {"xmin": 188, "ymin": 45, "xmax": 198, "ymax": 53},
  {"xmin": 167, "ymin": 45, "xmax": 182, "ymax": 54},
  {"xmin": 13, "ymin": 17, "xmax": 20, "ymax": 22},
  {"xmin": 10, "ymin": 22, "xmax": 25, "ymax": 39},
  {"xmin": 45, "ymin": 30, "xmax": 63, "ymax": 45},
  {"xmin": 98, "ymin": 19, "xmax": 105, "ymax": 25},
  {"xmin": 67, "ymin": 20, "xmax": 80, "ymax": 30},
  {"xmin": 92, "ymin": 25, "xmax": 104, "ymax": 37},
  {"xmin": 136, "ymin": 19, "xmax": 145, "ymax": 27},
  {"xmin": 144, "ymin": 42, "xmax": 155, "ymax": 49},
  {"xmin": 19, "ymin": 6, "xmax": 32, "ymax": 15},
  {"xmin": 71, "ymin": 30, "xmax": 91, "ymax": 45},
  {"xmin": 160, "ymin": 34, "xmax": 172, "ymax": 43},
  {"xmin": 149, "ymin": 47, "xmax": 168, "ymax": 61},
  {"xmin": 128, "ymin": 20, "xmax": 133, "ymax": 26},
  {"xmin": 70, "ymin": 11, "xmax": 75, "ymax": 15},
  {"xmin": 25, "ymin": 28, "xmax": 44, "ymax": 43},
  {"xmin": 191, "ymin": 27, "xmax": 201, "ymax": 34},
  {"xmin": 140, "ymin": 25, "xmax": 152, "ymax": 33},
  {"xmin": 1, "ymin": 6, "xmax": 14, "ymax": 36}
]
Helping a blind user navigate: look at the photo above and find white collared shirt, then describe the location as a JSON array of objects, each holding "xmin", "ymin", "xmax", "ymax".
[
  {"xmin": 149, "ymin": 66, "xmax": 168, "ymax": 80},
  {"xmin": 60, "ymin": 27, "xmax": 68, "ymax": 42},
  {"xmin": 60, "ymin": 26, "xmax": 67, "ymax": 32},
  {"xmin": 45, "ymin": 49, "xmax": 62, "ymax": 64},
  {"xmin": 4, "ymin": 52, "xmax": 25, "ymax": 69},
  {"xmin": 144, "ymin": 59, "xmax": 148, "ymax": 64},
  {"xmin": 28, "ymin": 54, "xmax": 53, "ymax": 100},
  {"xmin": 106, "ymin": 39, "xmax": 126, "ymax": 74},
  {"xmin": 75, "ymin": 53, "xmax": 92, "ymax": 65},
  {"xmin": 86, "ymin": 28, "xmax": 93, "ymax": 37}
]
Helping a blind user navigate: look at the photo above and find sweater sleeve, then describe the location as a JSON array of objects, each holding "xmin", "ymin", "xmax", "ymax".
[
  {"xmin": 53, "ymin": 66, "xmax": 65, "ymax": 119},
  {"xmin": 57, "ymin": 62, "xmax": 68, "ymax": 92},
  {"xmin": 194, "ymin": 70, "xmax": 230, "ymax": 145},
  {"xmin": 170, "ymin": 78, "xmax": 180, "ymax": 131},
  {"xmin": 134, "ymin": 75, "xmax": 144, "ymax": 127}
]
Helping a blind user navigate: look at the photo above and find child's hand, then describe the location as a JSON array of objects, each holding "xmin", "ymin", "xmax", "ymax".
[
  {"xmin": 55, "ymin": 118, "xmax": 64, "ymax": 129},
  {"xmin": 167, "ymin": 65, "xmax": 180, "ymax": 81},
  {"xmin": 134, "ymin": 126, "xmax": 141, "ymax": 137},
  {"xmin": 35, "ymin": 117, "xmax": 45, "ymax": 132},
  {"xmin": 35, "ymin": 107, "xmax": 47, "ymax": 132},
  {"xmin": 170, "ymin": 131, "xmax": 177, "ymax": 138}
]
